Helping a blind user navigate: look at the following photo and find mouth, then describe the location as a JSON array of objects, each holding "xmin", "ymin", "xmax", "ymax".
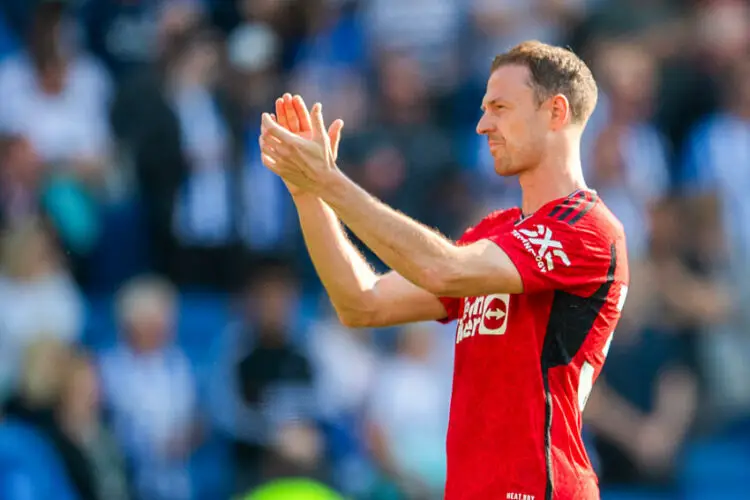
[{"xmin": 488, "ymin": 140, "xmax": 504, "ymax": 152}]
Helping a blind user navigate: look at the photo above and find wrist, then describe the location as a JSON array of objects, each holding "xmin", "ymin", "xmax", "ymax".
[
  {"xmin": 291, "ymin": 191, "xmax": 318, "ymax": 203},
  {"xmin": 318, "ymin": 169, "xmax": 353, "ymax": 208}
]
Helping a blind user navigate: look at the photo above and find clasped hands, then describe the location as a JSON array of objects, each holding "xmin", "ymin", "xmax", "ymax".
[{"xmin": 259, "ymin": 93, "xmax": 345, "ymax": 197}]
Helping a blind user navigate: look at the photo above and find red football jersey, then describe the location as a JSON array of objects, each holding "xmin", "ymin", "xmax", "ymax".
[{"xmin": 439, "ymin": 189, "xmax": 629, "ymax": 500}]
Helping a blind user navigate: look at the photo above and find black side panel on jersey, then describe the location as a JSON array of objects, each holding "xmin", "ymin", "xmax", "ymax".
[{"xmin": 539, "ymin": 243, "xmax": 616, "ymax": 499}]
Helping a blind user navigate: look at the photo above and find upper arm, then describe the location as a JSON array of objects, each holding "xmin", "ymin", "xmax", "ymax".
[
  {"xmin": 350, "ymin": 271, "xmax": 449, "ymax": 327},
  {"xmin": 435, "ymin": 214, "xmax": 617, "ymax": 298},
  {"xmin": 434, "ymin": 240, "xmax": 524, "ymax": 297}
]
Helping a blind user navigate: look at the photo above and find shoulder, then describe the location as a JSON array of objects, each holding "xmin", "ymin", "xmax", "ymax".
[
  {"xmin": 536, "ymin": 191, "xmax": 625, "ymax": 245},
  {"xmin": 517, "ymin": 191, "xmax": 627, "ymax": 277},
  {"xmin": 458, "ymin": 207, "xmax": 520, "ymax": 244}
]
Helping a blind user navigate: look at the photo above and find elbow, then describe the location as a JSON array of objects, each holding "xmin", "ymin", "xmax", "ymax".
[
  {"xmin": 334, "ymin": 296, "xmax": 379, "ymax": 328},
  {"xmin": 337, "ymin": 309, "xmax": 374, "ymax": 328}
]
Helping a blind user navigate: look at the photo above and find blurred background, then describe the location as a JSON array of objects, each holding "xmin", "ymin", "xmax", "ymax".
[{"xmin": 0, "ymin": 0, "xmax": 748, "ymax": 499}]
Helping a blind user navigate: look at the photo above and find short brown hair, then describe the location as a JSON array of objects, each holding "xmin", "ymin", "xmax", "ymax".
[{"xmin": 491, "ymin": 41, "xmax": 598, "ymax": 124}]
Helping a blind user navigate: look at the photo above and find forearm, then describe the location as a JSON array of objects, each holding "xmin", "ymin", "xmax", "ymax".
[
  {"xmin": 323, "ymin": 173, "xmax": 456, "ymax": 294},
  {"xmin": 585, "ymin": 384, "xmax": 646, "ymax": 451},
  {"xmin": 654, "ymin": 369, "xmax": 698, "ymax": 438},
  {"xmin": 293, "ymin": 194, "xmax": 379, "ymax": 323}
]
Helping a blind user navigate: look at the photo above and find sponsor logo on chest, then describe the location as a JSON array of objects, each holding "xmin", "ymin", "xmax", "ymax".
[{"xmin": 456, "ymin": 293, "xmax": 510, "ymax": 344}]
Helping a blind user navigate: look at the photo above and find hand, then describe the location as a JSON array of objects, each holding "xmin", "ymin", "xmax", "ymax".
[
  {"xmin": 260, "ymin": 101, "xmax": 343, "ymax": 197},
  {"xmin": 261, "ymin": 94, "xmax": 344, "ymax": 196},
  {"xmin": 631, "ymin": 419, "xmax": 679, "ymax": 476}
]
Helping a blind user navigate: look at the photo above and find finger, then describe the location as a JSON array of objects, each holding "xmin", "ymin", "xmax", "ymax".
[
  {"xmin": 261, "ymin": 132, "xmax": 297, "ymax": 160},
  {"xmin": 261, "ymin": 113, "xmax": 279, "ymax": 136},
  {"xmin": 292, "ymin": 95, "xmax": 312, "ymax": 133},
  {"xmin": 310, "ymin": 103, "xmax": 328, "ymax": 146},
  {"xmin": 261, "ymin": 129, "xmax": 284, "ymax": 146},
  {"xmin": 275, "ymin": 98, "xmax": 290, "ymax": 130},
  {"xmin": 261, "ymin": 152, "xmax": 276, "ymax": 167},
  {"xmin": 283, "ymin": 93, "xmax": 301, "ymax": 133},
  {"xmin": 262, "ymin": 113, "xmax": 306, "ymax": 145},
  {"xmin": 259, "ymin": 134, "xmax": 275, "ymax": 154},
  {"xmin": 261, "ymin": 154, "xmax": 286, "ymax": 178},
  {"xmin": 327, "ymin": 119, "xmax": 344, "ymax": 159},
  {"xmin": 260, "ymin": 138, "xmax": 285, "ymax": 165}
]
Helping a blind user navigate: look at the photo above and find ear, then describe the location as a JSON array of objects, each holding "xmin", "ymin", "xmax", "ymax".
[{"xmin": 549, "ymin": 94, "xmax": 571, "ymax": 130}]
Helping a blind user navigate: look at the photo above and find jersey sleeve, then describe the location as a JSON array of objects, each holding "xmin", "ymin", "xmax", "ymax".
[
  {"xmin": 437, "ymin": 296, "xmax": 461, "ymax": 323},
  {"xmin": 487, "ymin": 216, "xmax": 614, "ymax": 294}
]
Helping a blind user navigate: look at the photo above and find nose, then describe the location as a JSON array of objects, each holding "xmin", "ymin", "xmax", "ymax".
[{"xmin": 476, "ymin": 112, "xmax": 493, "ymax": 135}]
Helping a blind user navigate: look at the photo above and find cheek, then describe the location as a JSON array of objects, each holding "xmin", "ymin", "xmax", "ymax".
[{"xmin": 502, "ymin": 114, "xmax": 529, "ymax": 141}]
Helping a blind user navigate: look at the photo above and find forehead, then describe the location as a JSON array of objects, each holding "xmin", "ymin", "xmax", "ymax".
[{"xmin": 483, "ymin": 64, "xmax": 534, "ymax": 104}]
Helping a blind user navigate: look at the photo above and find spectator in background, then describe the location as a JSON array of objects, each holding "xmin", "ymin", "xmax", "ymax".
[
  {"xmin": 210, "ymin": 257, "xmax": 321, "ymax": 494},
  {"xmin": 2, "ymin": 337, "xmax": 70, "ymax": 428},
  {"xmin": 361, "ymin": 0, "xmax": 463, "ymax": 92},
  {"xmin": 365, "ymin": 323, "xmax": 451, "ymax": 500},
  {"xmin": 226, "ymin": 18, "xmax": 303, "ymax": 258},
  {"xmin": 680, "ymin": 56, "xmax": 750, "ymax": 421},
  {"xmin": 1, "ymin": 337, "xmax": 104, "ymax": 499},
  {"xmin": 585, "ymin": 197, "xmax": 722, "ymax": 490},
  {"xmin": 340, "ymin": 51, "xmax": 461, "ymax": 250},
  {"xmin": 83, "ymin": 0, "xmax": 205, "ymax": 77},
  {"xmin": 99, "ymin": 275, "xmax": 203, "ymax": 500},
  {"xmin": 111, "ymin": 22, "xmax": 245, "ymax": 290},
  {"xmin": 307, "ymin": 302, "xmax": 379, "ymax": 496},
  {"xmin": 0, "ymin": 337, "xmax": 80, "ymax": 500},
  {"xmin": 583, "ymin": 40, "xmax": 670, "ymax": 261},
  {"xmin": 0, "ymin": 135, "xmax": 43, "ymax": 230},
  {"xmin": 56, "ymin": 351, "xmax": 130, "ymax": 500},
  {"xmin": 0, "ymin": 0, "xmax": 113, "ymax": 273},
  {"xmin": 467, "ymin": 0, "xmax": 587, "ymax": 85},
  {"xmin": 0, "ymin": 217, "xmax": 83, "ymax": 399},
  {"xmin": 5, "ymin": 341, "xmax": 130, "ymax": 500},
  {"xmin": 0, "ymin": 0, "xmax": 111, "ymax": 167},
  {"xmin": 286, "ymin": 0, "xmax": 367, "ymax": 129}
]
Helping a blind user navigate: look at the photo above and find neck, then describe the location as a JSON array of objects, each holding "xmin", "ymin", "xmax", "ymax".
[{"xmin": 518, "ymin": 139, "xmax": 586, "ymax": 216}]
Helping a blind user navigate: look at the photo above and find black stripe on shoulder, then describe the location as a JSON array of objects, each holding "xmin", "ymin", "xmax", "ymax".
[
  {"xmin": 567, "ymin": 192, "xmax": 598, "ymax": 225},
  {"xmin": 548, "ymin": 191, "xmax": 581, "ymax": 218},
  {"xmin": 548, "ymin": 200, "xmax": 569, "ymax": 218},
  {"xmin": 555, "ymin": 191, "xmax": 587, "ymax": 222}
]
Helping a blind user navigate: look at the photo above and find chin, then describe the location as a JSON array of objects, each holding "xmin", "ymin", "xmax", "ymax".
[{"xmin": 493, "ymin": 159, "xmax": 520, "ymax": 177}]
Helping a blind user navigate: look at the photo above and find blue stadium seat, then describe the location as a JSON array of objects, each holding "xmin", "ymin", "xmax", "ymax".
[
  {"xmin": 0, "ymin": 420, "xmax": 78, "ymax": 500},
  {"xmin": 188, "ymin": 433, "xmax": 233, "ymax": 500},
  {"xmin": 601, "ymin": 489, "xmax": 676, "ymax": 500},
  {"xmin": 679, "ymin": 437, "xmax": 750, "ymax": 494},
  {"xmin": 86, "ymin": 199, "xmax": 150, "ymax": 293},
  {"xmin": 176, "ymin": 292, "xmax": 231, "ymax": 360},
  {"xmin": 83, "ymin": 293, "xmax": 118, "ymax": 350}
]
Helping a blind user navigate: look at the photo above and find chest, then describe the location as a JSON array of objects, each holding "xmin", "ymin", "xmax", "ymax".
[{"xmin": 453, "ymin": 291, "xmax": 544, "ymax": 349}]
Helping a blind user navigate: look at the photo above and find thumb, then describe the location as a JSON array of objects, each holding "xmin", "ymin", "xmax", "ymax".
[
  {"xmin": 327, "ymin": 119, "xmax": 344, "ymax": 159},
  {"xmin": 310, "ymin": 103, "xmax": 328, "ymax": 146}
]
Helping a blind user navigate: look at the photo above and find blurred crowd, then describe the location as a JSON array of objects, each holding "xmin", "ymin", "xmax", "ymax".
[{"xmin": 0, "ymin": 0, "xmax": 748, "ymax": 499}]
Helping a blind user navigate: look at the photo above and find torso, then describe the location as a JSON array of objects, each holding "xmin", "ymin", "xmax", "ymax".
[{"xmin": 443, "ymin": 192, "xmax": 629, "ymax": 500}]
